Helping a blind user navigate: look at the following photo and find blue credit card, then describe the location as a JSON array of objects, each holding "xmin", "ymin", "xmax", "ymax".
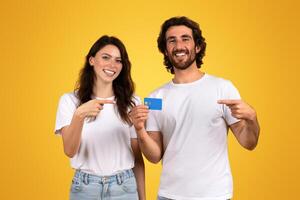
[{"xmin": 144, "ymin": 98, "xmax": 162, "ymax": 110}]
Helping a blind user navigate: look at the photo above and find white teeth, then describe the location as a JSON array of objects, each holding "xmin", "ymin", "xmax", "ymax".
[
  {"xmin": 175, "ymin": 52, "xmax": 186, "ymax": 57},
  {"xmin": 103, "ymin": 69, "xmax": 115, "ymax": 76}
]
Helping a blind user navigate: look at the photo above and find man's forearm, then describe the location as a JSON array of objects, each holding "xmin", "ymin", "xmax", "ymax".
[
  {"xmin": 136, "ymin": 128, "xmax": 162, "ymax": 163},
  {"xmin": 240, "ymin": 117, "xmax": 260, "ymax": 150}
]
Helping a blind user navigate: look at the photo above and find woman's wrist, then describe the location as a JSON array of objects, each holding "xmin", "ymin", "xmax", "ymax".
[{"xmin": 74, "ymin": 108, "xmax": 86, "ymax": 121}]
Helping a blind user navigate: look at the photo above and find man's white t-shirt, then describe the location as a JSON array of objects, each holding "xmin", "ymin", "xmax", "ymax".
[
  {"xmin": 55, "ymin": 93, "xmax": 139, "ymax": 176},
  {"xmin": 146, "ymin": 74, "xmax": 240, "ymax": 200}
]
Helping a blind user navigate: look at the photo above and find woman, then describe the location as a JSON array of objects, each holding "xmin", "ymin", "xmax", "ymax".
[{"xmin": 55, "ymin": 35, "xmax": 145, "ymax": 200}]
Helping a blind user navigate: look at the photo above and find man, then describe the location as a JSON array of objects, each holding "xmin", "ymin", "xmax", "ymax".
[{"xmin": 130, "ymin": 16, "xmax": 260, "ymax": 200}]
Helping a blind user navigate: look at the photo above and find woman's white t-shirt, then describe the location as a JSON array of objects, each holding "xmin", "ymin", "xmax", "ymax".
[{"xmin": 55, "ymin": 93, "xmax": 139, "ymax": 176}]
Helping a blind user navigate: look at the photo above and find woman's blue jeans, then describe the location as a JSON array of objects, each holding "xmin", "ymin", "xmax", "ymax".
[{"xmin": 70, "ymin": 169, "xmax": 138, "ymax": 200}]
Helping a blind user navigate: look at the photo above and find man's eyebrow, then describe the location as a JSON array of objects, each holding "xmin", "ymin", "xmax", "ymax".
[
  {"xmin": 166, "ymin": 36, "xmax": 176, "ymax": 41},
  {"xmin": 181, "ymin": 34, "xmax": 192, "ymax": 38},
  {"xmin": 166, "ymin": 34, "xmax": 192, "ymax": 41}
]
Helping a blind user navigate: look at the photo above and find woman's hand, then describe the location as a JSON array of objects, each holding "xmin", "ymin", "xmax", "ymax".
[
  {"xmin": 129, "ymin": 105, "xmax": 149, "ymax": 131},
  {"xmin": 75, "ymin": 99, "xmax": 115, "ymax": 119}
]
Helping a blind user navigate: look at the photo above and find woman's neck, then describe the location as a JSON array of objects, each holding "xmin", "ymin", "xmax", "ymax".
[{"xmin": 93, "ymin": 79, "xmax": 114, "ymax": 98}]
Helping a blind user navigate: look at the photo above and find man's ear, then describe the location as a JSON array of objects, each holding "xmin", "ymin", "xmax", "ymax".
[
  {"xmin": 196, "ymin": 45, "xmax": 201, "ymax": 53},
  {"xmin": 164, "ymin": 50, "xmax": 168, "ymax": 56},
  {"xmin": 89, "ymin": 56, "xmax": 94, "ymax": 66}
]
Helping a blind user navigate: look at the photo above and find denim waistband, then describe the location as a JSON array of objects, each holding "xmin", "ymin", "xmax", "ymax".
[{"xmin": 74, "ymin": 169, "xmax": 134, "ymax": 185}]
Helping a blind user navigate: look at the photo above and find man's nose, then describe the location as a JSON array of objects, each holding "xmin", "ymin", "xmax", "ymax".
[{"xmin": 174, "ymin": 40, "xmax": 185, "ymax": 50}]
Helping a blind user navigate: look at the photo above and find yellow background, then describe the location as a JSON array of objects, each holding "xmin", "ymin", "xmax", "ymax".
[{"xmin": 0, "ymin": 0, "xmax": 299, "ymax": 199}]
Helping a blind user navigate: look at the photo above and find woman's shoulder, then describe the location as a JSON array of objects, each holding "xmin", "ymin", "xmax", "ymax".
[
  {"xmin": 131, "ymin": 94, "xmax": 142, "ymax": 105},
  {"xmin": 59, "ymin": 91, "xmax": 79, "ymax": 106}
]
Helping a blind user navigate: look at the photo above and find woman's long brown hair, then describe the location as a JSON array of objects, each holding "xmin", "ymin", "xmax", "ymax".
[{"xmin": 75, "ymin": 35, "xmax": 135, "ymax": 124}]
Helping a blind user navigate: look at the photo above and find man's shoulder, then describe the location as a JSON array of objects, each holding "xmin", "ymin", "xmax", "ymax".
[
  {"xmin": 205, "ymin": 73, "xmax": 240, "ymax": 96},
  {"xmin": 205, "ymin": 73, "xmax": 231, "ymax": 83},
  {"xmin": 204, "ymin": 73, "xmax": 235, "ymax": 88},
  {"xmin": 148, "ymin": 81, "xmax": 172, "ymax": 97}
]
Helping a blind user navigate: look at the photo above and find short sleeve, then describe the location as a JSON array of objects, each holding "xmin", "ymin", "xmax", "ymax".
[
  {"xmin": 54, "ymin": 93, "xmax": 77, "ymax": 135},
  {"xmin": 129, "ymin": 126, "xmax": 137, "ymax": 138},
  {"xmin": 146, "ymin": 111, "xmax": 160, "ymax": 132},
  {"xmin": 221, "ymin": 80, "xmax": 241, "ymax": 125}
]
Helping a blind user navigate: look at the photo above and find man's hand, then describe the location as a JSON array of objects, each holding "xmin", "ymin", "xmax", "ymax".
[{"xmin": 218, "ymin": 99, "xmax": 256, "ymax": 121}]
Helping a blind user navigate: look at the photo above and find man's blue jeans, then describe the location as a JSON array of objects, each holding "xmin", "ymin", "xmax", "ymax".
[{"xmin": 158, "ymin": 196, "xmax": 231, "ymax": 200}]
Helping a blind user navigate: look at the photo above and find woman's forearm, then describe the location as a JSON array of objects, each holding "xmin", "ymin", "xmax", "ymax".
[
  {"xmin": 61, "ymin": 111, "xmax": 85, "ymax": 157},
  {"xmin": 133, "ymin": 158, "xmax": 146, "ymax": 200}
]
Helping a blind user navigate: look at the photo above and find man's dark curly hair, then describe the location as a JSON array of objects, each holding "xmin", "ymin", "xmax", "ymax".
[{"xmin": 157, "ymin": 16, "xmax": 206, "ymax": 74}]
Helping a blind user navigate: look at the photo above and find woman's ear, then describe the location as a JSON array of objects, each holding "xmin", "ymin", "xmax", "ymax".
[{"xmin": 89, "ymin": 56, "xmax": 94, "ymax": 66}]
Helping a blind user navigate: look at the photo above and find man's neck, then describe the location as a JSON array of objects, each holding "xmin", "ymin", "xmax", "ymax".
[{"xmin": 173, "ymin": 64, "xmax": 205, "ymax": 84}]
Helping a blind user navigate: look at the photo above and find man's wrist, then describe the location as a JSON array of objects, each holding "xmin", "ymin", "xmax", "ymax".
[{"xmin": 247, "ymin": 110, "xmax": 257, "ymax": 121}]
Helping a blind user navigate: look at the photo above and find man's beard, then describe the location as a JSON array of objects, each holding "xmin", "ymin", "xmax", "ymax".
[{"xmin": 168, "ymin": 48, "xmax": 197, "ymax": 71}]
